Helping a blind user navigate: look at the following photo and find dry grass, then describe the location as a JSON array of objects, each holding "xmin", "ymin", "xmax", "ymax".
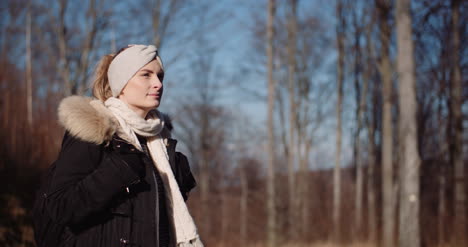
[
  {"xmin": 248, "ymin": 242, "xmax": 377, "ymax": 247},
  {"xmin": 307, "ymin": 243, "xmax": 375, "ymax": 247},
  {"xmin": 247, "ymin": 242, "xmax": 461, "ymax": 247}
]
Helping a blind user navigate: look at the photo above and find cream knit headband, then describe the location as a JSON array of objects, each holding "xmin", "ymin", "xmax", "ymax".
[{"xmin": 107, "ymin": 44, "xmax": 163, "ymax": 97}]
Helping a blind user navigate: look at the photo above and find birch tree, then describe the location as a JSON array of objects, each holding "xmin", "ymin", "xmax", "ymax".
[{"xmin": 396, "ymin": 0, "xmax": 421, "ymax": 246}]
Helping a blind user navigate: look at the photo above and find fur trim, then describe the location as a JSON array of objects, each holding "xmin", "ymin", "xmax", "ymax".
[
  {"xmin": 58, "ymin": 96, "xmax": 172, "ymax": 144},
  {"xmin": 58, "ymin": 96, "xmax": 118, "ymax": 144}
]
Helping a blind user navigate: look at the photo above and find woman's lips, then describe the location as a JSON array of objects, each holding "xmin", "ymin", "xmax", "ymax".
[{"xmin": 147, "ymin": 93, "xmax": 160, "ymax": 98}]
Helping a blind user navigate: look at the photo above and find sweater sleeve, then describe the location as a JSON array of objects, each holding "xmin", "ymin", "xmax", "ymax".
[{"xmin": 46, "ymin": 132, "xmax": 141, "ymax": 226}]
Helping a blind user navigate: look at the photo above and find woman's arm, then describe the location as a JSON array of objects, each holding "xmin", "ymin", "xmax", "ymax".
[
  {"xmin": 46, "ymin": 132, "xmax": 142, "ymax": 226},
  {"xmin": 166, "ymin": 138, "xmax": 197, "ymax": 201},
  {"xmin": 174, "ymin": 152, "xmax": 197, "ymax": 201}
]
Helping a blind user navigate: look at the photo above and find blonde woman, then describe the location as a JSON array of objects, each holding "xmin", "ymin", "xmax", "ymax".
[{"xmin": 34, "ymin": 45, "xmax": 202, "ymax": 247}]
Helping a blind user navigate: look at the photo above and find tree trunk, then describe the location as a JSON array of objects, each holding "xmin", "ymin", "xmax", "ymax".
[
  {"xmin": 438, "ymin": 171, "xmax": 447, "ymax": 245},
  {"xmin": 334, "ymin": 0, "xmax": 345, "ymax": 243},
  {"xmin": 57, "ymin": 0, "xmax": 71, "ymax": 96},
  {"xmin": 367, "ymin": 106, "xmax": 377, "ymax": 245},
  {"xmin": 437, "ymin": 96, "xmax": 447, "ymax": 247},
  {"xmin": 266, "ymin": 0, "xmax": 277, "ymax": 246},
  {"xmin": 152, "ymin": 0, "xmax": 177, "ymax": 49},
  {"xmin": 152, "ymin": 0, "xmax": 162, "ymax": 47},
  {"xmin": 77, "ymin": 0, "xmax": 98, "ymax": 95},
  {"xmin": 300, "ymin": 139, "xmax": 311, "ymax": 241},
  {"xmin": 240, "ymin": 162, "xmax": 248, "ymax": 246},
  {"xmin": 364, "ymin": 14, "xmax": 377, "ymax": 244},
  {"xmin": 221, "ymin": 191, "xmax": 227, "ymax": 247},
  {"xmin": 287, "ymin": 0, "xmax": 298, "ymax": 241},
  {"xmin": 199, "ymin": 114, "xmax": 210, "ymax": 236},
  {"xmin": 352, "ymin": 11, "xmax": 364, "ymax": 240},
  {"xmin": 450, "ymin": 0, "xmax": 465, "ymax": 246},
  {"xmin": 396, "ymin": 0, "xmax": 421, "ymax": 246},
  {"xmin": 376, "ymin": 1, "xmax": 395, "ymax": 246}
]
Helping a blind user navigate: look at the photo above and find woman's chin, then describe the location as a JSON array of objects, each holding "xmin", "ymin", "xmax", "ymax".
[
  {"xmin": 148, "ymin": 100, "xmax": 161, "ymax": 109},
  {"xmin": 146, "ymin": 97, "xmax": 161, "ymax": 107}
]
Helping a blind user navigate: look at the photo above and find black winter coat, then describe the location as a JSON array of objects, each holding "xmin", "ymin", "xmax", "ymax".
[{"xmin": 43, "ymin": 96, "xmax": 197, "ymax": 247}]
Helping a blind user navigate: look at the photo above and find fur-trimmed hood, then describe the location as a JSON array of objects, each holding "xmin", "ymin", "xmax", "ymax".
[{"xmin": 58, "ymin": 96, "xmax": 172, "ymax": 144}]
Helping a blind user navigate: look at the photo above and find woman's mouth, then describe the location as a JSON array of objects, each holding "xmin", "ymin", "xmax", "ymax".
[{"xmin": 147, "ymin": 93, "xmax": 160, "ymax": 98}]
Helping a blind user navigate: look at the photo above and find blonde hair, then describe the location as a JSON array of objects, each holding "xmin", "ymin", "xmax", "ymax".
[
  {"xmin": 92, "ymin": 47, "xmax": 164, "ymax": 102},
  {"xmin": 92, "ymin": 54, "xmax": 114, "ymax": 101}
]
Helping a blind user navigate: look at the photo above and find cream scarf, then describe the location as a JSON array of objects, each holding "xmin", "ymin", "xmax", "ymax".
[{"xmin": 104, "ymin": 97, "xmax": 203, "ymax": 247}]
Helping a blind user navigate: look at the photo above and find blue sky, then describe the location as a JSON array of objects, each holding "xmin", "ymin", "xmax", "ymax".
[{"xmin": 1, "ymin": 0, "xmax": 357, "ymax": 170}]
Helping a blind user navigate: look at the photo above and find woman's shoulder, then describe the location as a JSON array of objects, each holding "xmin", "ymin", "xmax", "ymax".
[
  {"xmin": 59, "ymin": 131, "xmax": 103, "ymax": 159},
  {"xmin": 58, "ymin": 96, "xmax": 118, "ymax": 145}
]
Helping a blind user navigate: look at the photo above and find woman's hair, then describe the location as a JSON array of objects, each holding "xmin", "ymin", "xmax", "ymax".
[
  {"xmin": 92, "ymin": 46, "xmax": 164, "ymax": 102},
  {"xmin": 92, "ymin": 47, "xmax": 127, "ymax": 101},
  {"xmin": 92, "ymin": 54, "xmax": 114, "ymax": 101}
]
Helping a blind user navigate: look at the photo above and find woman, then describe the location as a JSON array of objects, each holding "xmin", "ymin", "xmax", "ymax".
[{"xmin": 41, "ymin": 44, "xmax": 203, "ymax": 247}]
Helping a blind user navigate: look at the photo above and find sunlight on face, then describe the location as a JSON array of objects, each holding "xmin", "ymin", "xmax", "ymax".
[{"xmin": 118, "ymin": 59, "xmax": 164, "ymax": 118}]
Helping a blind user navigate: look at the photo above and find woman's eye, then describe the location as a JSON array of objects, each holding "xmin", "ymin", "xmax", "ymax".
[
  {"xmin": 157, "ymin": 73, "xmax": 164, "ymax": 81},
  {"xmin": 142, "ymin": 73, "xmax": 150, "ymax": 77}
]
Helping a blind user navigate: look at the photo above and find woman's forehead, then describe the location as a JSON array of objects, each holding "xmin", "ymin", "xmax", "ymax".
[{"xmin": 140, "ymin": 59, "xmax": 163, "ymax": 72}]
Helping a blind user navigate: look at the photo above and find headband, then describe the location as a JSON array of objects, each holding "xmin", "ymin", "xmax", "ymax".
[{"xmin": 107, "ymin": 44, "xmax": 162, "ymax": 97}]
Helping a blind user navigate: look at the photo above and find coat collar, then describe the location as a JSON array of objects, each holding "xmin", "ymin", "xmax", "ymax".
[{"xmin": 58, "ymin": 96, "xmax": 172, "ymax": 144}]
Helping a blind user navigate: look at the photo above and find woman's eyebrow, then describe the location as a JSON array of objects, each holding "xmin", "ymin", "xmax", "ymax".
[{"xmin": 140, "ymin": 69, "xmax": 154, "ymax": 74}]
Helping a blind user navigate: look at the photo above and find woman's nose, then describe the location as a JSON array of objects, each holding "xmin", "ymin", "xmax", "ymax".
[{"xmin": 152, "ymin": 77, "xmax": 162, "ymax": 88}]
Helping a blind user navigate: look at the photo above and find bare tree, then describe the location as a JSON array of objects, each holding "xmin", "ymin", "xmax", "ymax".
[
  {"xmin": 286, "ymin": 0, "xmax": 298, "ymax": 241},
  {"xmin": 239, "ymin": 159, "xmax": 248, "ymax": 246},
  {"xmin": 396, "ymin": 0, "xmax": 421, "ymax": 246},
  {"xmin": 437, "ymin": 80, "xmax": 448, "ymax": 247},
  {"xmin": 197, "ymin": 66, "xmax": 213, "ymax": 238},
  {"xmin": 25, "ymin": 2, "xmax": 32, "ymax": 127},
  {"xmin": 351, "ymin": 6, "xmax": 365, "ymax": 240},
  {"xmin": 56, "ymin": 0, "xmax": 71, "ymax": 96},
  {"xmin": 376, "ymin": 1, "xmax": 395, "ymax": 246},
  {"xmin": 450, "ymin": 0, "xmax": 465, "ymax": 246},
  {"xmin": 334, "ymin": 0, "xmax": 345, "ymax": 243},
  {"xmin": 366, "ymin": 86, "xmax": 378, "ymax": 245},
  {"xmin": 75, "ymin": 0, "xmax": 99, "ymax": 95},
  {"xmin": 364, "ymin": 7, "xmax": 378, "ymax": 243},
  {"xmin": 151, "ymin": 0, "xmax": 181, "ymax": 48},
  {"xmin": 53, "ymin": 0, "xmax": 103, "ymax": 96},
  {"xmin": 266, "ymin": 0, "xmax": 277, "ymax": 246}
]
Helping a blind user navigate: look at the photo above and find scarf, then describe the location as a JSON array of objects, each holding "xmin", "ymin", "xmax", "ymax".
[{"xmin": 104, "ymin": 97, "xmax": 204, "ymax": 247}]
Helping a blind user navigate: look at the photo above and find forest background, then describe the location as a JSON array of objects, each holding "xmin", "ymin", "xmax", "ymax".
[{"xmin": 0, "ymin": 0, "xmax": 467, "ymax": 247}]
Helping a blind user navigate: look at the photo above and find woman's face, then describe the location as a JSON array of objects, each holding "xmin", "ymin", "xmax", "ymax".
[{"xmin": 119, "ymin": 59, "xmax": 164, "ymax": 118}]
